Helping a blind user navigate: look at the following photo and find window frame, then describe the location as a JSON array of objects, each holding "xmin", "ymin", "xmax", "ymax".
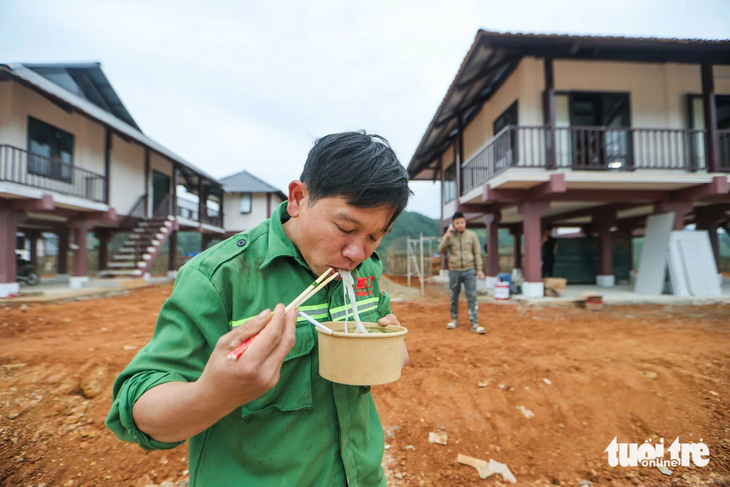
[
  {"xmin": 239, "ymin": 192, "xmax": 252, "ymax": 214},
  {"xmin": 26, "ymin": 116, "xmax": 75, "ymax": 182}
]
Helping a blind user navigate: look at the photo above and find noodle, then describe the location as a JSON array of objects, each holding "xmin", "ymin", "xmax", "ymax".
[{"xmin": 339, "ymin": 270, "xmax": 369, "ymax": 334}]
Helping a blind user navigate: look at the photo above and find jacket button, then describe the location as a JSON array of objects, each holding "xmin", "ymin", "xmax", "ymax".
[{"xmin": 237, "ymin": 238, "xmax": 246, "ymax": 247}]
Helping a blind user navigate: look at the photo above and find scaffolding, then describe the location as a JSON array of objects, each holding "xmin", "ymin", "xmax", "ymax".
[{"xmin": 406, "ymin": 233, "xmax": 441, "ymax": 296}]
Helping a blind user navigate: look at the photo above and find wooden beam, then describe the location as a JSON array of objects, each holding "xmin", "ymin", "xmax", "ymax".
[
  {"xmin": 0, "ymin": 194, "xmax": 55, "ymax": 211},
  {"xmin": 672, "ymin": 176, "xmax": 729, "ymax": 201},
  {"xmin": 104, "ymin": 128, "xmax": 112, "ymax": 204},
  {"xmin": 701, "ymin": 62, "xmax": 720, "ymax": 173},
  {"xmin": 543, "ymin": 57, "xmax": 557, "ymax": 170},
  {"xmin": 527, "ymin": 174, "xmax": 566, "ymax": 200}
]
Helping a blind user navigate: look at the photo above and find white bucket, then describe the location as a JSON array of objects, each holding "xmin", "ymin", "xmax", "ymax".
[{"xmin": 494, "ymin": 282, "xmax": 510, "ymax": 300}]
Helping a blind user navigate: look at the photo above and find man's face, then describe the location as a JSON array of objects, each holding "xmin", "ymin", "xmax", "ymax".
[
  {"xmin": 453, "ymin": 217, "xmax": 467, "ymax": 233},
  {"xmin": 287, "ymin": 189, "xmax": 393, "ymax": 277}
]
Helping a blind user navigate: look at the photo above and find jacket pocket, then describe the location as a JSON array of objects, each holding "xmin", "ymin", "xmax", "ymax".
[{"xmin": 240, "ymin": 325, "xmax": 315, "ymax": 417}]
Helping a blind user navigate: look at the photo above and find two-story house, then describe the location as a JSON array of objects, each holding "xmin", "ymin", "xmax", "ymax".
[
  {"xmin": 220, "ymin": 170, "xmax": 286, "ymax": 236},
  {"xmin": 408, "ymin": 32, "xmax": 730, "ymax": 297},
  {"xmin": 0, "ymin": 62, "xmax": 225, "ymax": 297}
]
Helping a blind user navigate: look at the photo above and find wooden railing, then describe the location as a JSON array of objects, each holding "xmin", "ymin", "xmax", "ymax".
[
  {"xmin": 719, "ymin": 130, "xmax": 730, "ymax": 172},
  {"xmin": 176, "ymin": 197, "xmax": 199, "ymax": 221},
  {"xmin": 462, "ymin": 126, "xmax": 713, "ymax": 193},
  {"xmin": 0, "ymin": 144, "xmax": 107, "ymax": 202},
  {"xmin": 203, "ymin": 206, "xmax": 222, "ymax": 227}
]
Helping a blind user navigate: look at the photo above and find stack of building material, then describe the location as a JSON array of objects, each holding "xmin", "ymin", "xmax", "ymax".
[{"xmin": 634, "ymin": 213, "xmax": 721, "ymax": 297}]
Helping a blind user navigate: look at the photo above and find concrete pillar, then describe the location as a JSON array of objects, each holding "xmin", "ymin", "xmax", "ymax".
[
  {"xmin": 593, "ymin": 210, "xmax": 616, "ymax": 287},
  {"xmin": 70, "ymin": 221, "xmax": 94, "ymax": 288},
  {"xmin": 168, "ymin": 230, "xmax": 178, "ymax": 278},
  {"xmin": 27, "ymin": 229, "xmax": 40, "ymax": 267},
  {"xmin": 201, "ymin": 233, "xmax": 212, "ymax": 251},
  {"xmin": 57, "ymin": 226, "xmax": 69, "ymax": 279},
  {"xmin": 0, "ymin": 209, "xmax": 24, "ymax": 297},
  {"xmin": 483, "ymin": 212, "xmax": 501, "ymax": 288},
  {"xmin": 96, "ymin": 229, "xmax": 111, "ymax": 272},
  {"xmin": 510, "ymin": 228, "xmax": 522, "ymax": 271},
  {"xmin": 519, "ymin": 201, "xmax": 550, "ymax": 298}
]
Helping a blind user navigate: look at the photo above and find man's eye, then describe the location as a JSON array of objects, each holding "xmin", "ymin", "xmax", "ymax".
[{"xmin": 336, "ymin": 224, "xmax": 353, "ymax": 234}]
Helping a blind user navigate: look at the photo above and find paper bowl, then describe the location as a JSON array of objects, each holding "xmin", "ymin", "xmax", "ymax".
[{"xmin": 317, "ymin": 322, "xmax": 408, "ymax": 386}]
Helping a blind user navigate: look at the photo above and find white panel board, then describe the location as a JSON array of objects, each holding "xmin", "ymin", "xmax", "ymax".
[
  {"xmin": 634, "ymin": 213, "xmax": 675, "ymax": 295},
  {"xmin": 668, "ymin": 231, "xmax": 721, "ymax": 297}
]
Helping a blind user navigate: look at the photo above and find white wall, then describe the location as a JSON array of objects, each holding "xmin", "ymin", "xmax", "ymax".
[
  {"xmin": 0, "ymin": 81, "xmax": 105, "ymax": 174},
  {"xmin": 553, "ymin": 61, "xmax": 711, "ymax": 129},
  {"xmin": 223, "ymin": 192, "xmax": 284, "ymax": 233},
  {"xmin": 109, "ymin": 134, "xmax": 145, "ymax": 214},
  {"xmin": 462, "ymin": 57, "xmax": 544, "ymax": 161}
]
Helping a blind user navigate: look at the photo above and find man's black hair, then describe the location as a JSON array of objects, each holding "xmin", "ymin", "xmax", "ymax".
[
  {"xmin": 452, "ymin": 211, "xmax": 465, "ymax": 220},
  {"xmin": 300, "ymin": 131, "xmax": 412, "ymax": 226}
]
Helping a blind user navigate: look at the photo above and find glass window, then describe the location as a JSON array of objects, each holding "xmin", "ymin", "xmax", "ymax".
[
  {"xmin": 27, "ymin": 117, "xmax": 74, "ymax": 182},
  {"xmin": 240, "ymin": 193, "xmax": 252, "ymax": 213},
  {"xmin": 443, "ymin": 164, "xmax": 456, "ymax": 203}
]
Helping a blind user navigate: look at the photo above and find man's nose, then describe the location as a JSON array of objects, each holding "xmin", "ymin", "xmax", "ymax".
[{"xmin": 342, "ymin": 239, "xmax": 367, "ymax": 263}]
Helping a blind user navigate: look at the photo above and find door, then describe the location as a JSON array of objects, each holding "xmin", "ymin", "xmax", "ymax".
[
  {"xmin": 152, "ymin": 170, "xmax": 171, "ymax": 215},
  {"xmin": 569, "ymin": 93, "xmax": 630, "ymax": 169}
]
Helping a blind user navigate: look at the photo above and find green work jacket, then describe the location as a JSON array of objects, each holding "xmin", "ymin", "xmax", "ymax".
[{"xmin": 106, "ymin": 202, "xmax": 391, "ymax": 486}]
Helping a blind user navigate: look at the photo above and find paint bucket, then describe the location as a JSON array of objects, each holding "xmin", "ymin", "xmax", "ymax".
[
  {"xmin": 495, "ymin": 280, "xmax": 510, "ymax": 300},
  {"xmin": 317, "ymin": 322, "xmax": 408, "ymax": 386}
]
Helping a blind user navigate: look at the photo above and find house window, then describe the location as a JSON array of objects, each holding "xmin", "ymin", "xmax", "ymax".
[
  {"xmin": 240, "ymin": 192, "xmax": 252, "ymax": 213},
  {"xmin": 443, "ymin": 163, "xmax": 456, "ymax": 203},
  {"xmin": 27, "ymin": 117, "xmax": 74, "ymax": 182},
  {"xmin": 493, "ymin": 101, "xmax": 518, "ymax": 135},
  {"xmin": 493, "ymin": 101, "xmax": 518, "ymax": 167}
]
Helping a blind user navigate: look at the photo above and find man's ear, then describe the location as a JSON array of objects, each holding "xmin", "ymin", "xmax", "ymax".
[{"xmin": 287, "ymin": 180, "xmax": 307, "ymax": 218}]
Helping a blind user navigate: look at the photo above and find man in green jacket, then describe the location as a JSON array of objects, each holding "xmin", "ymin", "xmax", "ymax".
[{"xmin": 106, "ymin": 132, "xmax": 411, "ymax": 486}]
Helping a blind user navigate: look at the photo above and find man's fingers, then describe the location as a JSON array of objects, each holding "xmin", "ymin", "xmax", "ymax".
[
  {"xmin": 260, "ymin": 306, "xmax": 298, "ymax": 369},
  {"xmin": 223, "ymin": 308, "xmax": 271, "ymax": 350},
  {"xmin": 377, "ymin": 313, "xmax": 400, "ymax": 327},
  {"xmin": 239, "ymin": 304, "xmax": 290, "ymax": 363}
]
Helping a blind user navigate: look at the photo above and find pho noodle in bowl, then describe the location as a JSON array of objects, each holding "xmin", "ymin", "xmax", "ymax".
[{"xmin": 316, "ymin": 270, "xmax": 408, "ymax": 386}]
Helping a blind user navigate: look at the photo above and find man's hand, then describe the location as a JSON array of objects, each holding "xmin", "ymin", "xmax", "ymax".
[
  {"xmin": 477, "ymin": 270, "xmax": 486, "ymax": 280},
  {"xmin": 132, "ymin": 304, "xmax": 297, "ymax": 443},
  {"xmin": 377, "ymin": 313, "xmax": 409, "ymax": 369},
  {"xmin": 195, "ymin": 303, "xmax": 297, "ymax": 412}
]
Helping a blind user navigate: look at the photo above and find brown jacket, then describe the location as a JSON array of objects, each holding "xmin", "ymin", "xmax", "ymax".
[{"xmin": 438, "ymin": 228, "xmax": 483, "ymax": 271}]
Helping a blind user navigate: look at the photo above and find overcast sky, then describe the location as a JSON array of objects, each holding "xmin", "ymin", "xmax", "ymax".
[{"xmin": 2, "ymin": 0, "xmax": 729, "ymax": 218}]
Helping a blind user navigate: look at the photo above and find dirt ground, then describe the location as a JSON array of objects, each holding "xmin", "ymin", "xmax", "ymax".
[{"xmin": 1, "ymin": 277, "xmax": 729, "ymax": 487}]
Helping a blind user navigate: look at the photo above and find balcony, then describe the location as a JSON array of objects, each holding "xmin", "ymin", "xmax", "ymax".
[
  {"xmin": 462, "ymin": 126, "xmax": 730, "ymax": 194},
  {"xmin": 0, "ymin": 144, "xmax": 107, "ymax": 203},
  {"xmin": 175, "ymin": 197, "xmax": 222, "ymax": 228}
]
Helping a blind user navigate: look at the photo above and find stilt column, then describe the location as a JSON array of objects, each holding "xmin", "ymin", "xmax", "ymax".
[
  {"xmin": 519, "ymin": 201, "xmax": 550, "ymax": 298},
  {"xmin": 0, "ymin": 209, "xmax": 24, "ymax": 297},
  {"xmin": 483, "ymin": 212, "xmax": 501, "ymax": 288},
  {"xmin": 70, "ymin": 221, "xmax": 94, "ymax": 289},
  {"xmin": 593, "ymin": 210, "xmax": 616, "ymax": 287},
  {"xmin": 168, "ymin": 230, "xmax": 179, "ymax": 278},
  {"xmin": 510, "ymin": 227, "xmax": 522, "ymax": 271}
]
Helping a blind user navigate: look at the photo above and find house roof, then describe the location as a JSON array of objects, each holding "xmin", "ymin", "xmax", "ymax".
[
  {"xmin": 407, "ymin": 31, "xmax": 730, "ymax": 181},
  {"xmin": 219, "ymin": 170, "xmax": 286, "ymax": 199},
  {"xmin": 0, "ymin": 62, "xmax": 220, "ymax": 185},
  {"xmin": 24, "ymin": 62, "xmax": 140, "ymax": 130}
]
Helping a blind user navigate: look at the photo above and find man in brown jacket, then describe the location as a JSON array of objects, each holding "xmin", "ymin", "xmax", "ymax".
[{"xmin": 438, "ymin": 211, "xmax": 486, "ymax": 334}]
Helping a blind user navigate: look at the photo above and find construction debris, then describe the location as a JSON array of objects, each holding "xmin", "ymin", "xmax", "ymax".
[
  {"xmin": 457, "ymin": 454, "xmax": 517, "ymax": 483},
  {"xmin": 516, "ymin": 405, "xmax": 534, "ymax": 418},
  {"xmin": 428, "ymin": 431, "xmax": 448, "ymax": 445}
]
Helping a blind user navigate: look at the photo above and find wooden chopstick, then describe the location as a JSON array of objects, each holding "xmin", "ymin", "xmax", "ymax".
[
  {"xmin": 227, "ymin": 268, "xmax": 337, "ymax": 361},
  {"xmin": 284, "ymin": 268, "xmax": 336, "ymax": 313}
]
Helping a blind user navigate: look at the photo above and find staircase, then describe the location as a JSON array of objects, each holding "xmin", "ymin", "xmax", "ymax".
[{"xmin": 100, "ymin": 216, "xmax": 176, "ymax": 278}]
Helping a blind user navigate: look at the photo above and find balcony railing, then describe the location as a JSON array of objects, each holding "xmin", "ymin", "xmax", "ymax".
[
  {"xmin": 203, "ymin": 207, "xmax": 221, "ymax": 228},
  {"xmin": 176, "ymin": 197, "xmax": 199, "ymax": 221},
  {"xmin": 720, "ymin": 130, "xmax": 730, "ymax": 171},
  {"xmin": 0, "ymin": 144, "xmax": 107, "ymax": 203},
  {"xmin": 461, "ymin": 126, "xmax": 723, "ymax": 193}
]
